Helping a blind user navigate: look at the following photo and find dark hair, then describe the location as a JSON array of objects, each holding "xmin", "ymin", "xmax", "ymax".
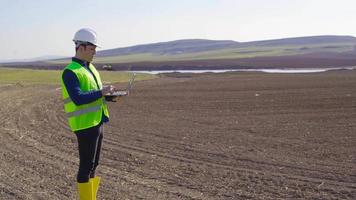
[{"xmin": 75, "ymin": 41, "xmax": 95, "ymax": 51}]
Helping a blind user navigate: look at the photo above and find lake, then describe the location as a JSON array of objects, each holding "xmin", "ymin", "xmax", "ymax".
[{"xmin": 131, "ymin": 66, "xmax": 356, "ymax": 74}]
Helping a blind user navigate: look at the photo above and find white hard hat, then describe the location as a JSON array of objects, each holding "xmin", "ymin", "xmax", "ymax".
[{"xmin": 73, "ymin": 28, "xmax": 100, "ymax": 47}]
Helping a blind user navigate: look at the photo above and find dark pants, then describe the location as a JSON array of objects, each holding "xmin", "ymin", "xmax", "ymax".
[{"xmin": 75, "ymin": 123, "xmax": 103, "ymax": 183}]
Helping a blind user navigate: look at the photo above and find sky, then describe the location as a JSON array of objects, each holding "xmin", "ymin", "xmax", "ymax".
[{"xmin": 1, "ymin": 0, "xmax": 356, "ymax": 60}]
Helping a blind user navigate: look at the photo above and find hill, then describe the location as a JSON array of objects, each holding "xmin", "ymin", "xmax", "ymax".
[
  {"xmin": 95, "ymin": 35, "xmax": 356, "ymax": 57},
  {"xmin": 93, "ymin": 35, "xmax": 356, "ymax": 59},
  {"xmin": 3, "ymin": 35, "xmax": 356, "ymax": 70},
  {"xmin": 96, "ymin": 39, "xmax": 239, "ymax": 57}
]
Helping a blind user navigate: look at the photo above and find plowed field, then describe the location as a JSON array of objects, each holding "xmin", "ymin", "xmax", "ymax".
[{"xmin": 0, "ymin": 71, "xmax": 355, "ymax": 199}]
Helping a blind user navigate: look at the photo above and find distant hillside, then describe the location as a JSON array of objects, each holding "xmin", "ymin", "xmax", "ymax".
[
  {"xmin": 96, "ymin": 39, "xmax": 239, "ymax": 57},
  {"xmin": 3, "ymin": 35, "xmax": 356, "ymax": 70},
  {"xmin": 93, "ymin": 35, "xmax": 356, "ymax": 57},
  {"xmin": 240, "ymin": 35, "xmax": 356, "ymax": 46},
  {"xmin": 0, "ymin": 55, "xmax": 65, "ymax": 63}
]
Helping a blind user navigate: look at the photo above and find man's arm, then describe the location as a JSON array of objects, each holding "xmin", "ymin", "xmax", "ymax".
[{"xmin": 62, "ymin": 69, "xmax": 103, "ymax": 105}]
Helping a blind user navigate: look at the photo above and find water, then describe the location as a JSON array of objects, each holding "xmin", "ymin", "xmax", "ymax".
[{"xmin": 131, "ymin": 66, "xmax": 356, "ymax": 74}]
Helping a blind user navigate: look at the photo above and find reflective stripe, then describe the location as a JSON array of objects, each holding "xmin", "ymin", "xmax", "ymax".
[
  {"xmin": 64, "ymin": 97, "xmax": 105, "ymax": 105},
  {"xmin": 63, "ymin": 98, "xmax": 72, "ymax": 104},
  {"xmin": 66, "ymin": 105, "xmax": 101, "ymax": 118}
]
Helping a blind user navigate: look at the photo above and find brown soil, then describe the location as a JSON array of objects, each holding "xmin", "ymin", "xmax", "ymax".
[{"xmin": 0, "ymin": 70, "xmax": 355, "ymax": 199}]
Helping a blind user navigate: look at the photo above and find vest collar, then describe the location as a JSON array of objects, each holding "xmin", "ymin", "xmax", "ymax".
[{"xmin": 72, "ymin": 57, "xmax": 90, "ymax": 68}]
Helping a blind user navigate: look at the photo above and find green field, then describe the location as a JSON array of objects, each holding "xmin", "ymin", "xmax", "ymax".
[{"xmin": 0, "ymin": 68, "xmax": 156, "ymax": 85}]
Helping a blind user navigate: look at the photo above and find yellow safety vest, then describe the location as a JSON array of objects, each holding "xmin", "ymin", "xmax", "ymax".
[{"xmin": 61, "ymin": 61, "xmax": 109, "ymax": 132}]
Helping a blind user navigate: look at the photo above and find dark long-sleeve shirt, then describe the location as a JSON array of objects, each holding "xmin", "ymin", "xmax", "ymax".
[{"xmin": 62, "ymin": 57, "xmax": 109, "ymax": 123}]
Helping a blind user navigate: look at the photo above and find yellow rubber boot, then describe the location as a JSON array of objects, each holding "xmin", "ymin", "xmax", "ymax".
[
  {"xmin": 90, "ymin": 176, "xmax": 101, "ymax": 200},
  {"xmin": 77, "ymin": 181, "xmax": 94, "ymax": 200}
]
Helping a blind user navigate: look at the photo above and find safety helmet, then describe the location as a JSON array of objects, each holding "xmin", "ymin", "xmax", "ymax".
[{"xmin": 73, "ymin": 28, "xmax": 100, "ymax": 47}]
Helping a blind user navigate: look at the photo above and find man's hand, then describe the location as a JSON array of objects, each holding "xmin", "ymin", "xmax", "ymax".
[{"xmin": 102, "ymin": 85, "xmax": 115, "ymax": 95}]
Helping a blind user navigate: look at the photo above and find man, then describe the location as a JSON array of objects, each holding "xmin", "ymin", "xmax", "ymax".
[{"xmin": 61, "ymin": 28, "xmax": 117, "ymax": 200}]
